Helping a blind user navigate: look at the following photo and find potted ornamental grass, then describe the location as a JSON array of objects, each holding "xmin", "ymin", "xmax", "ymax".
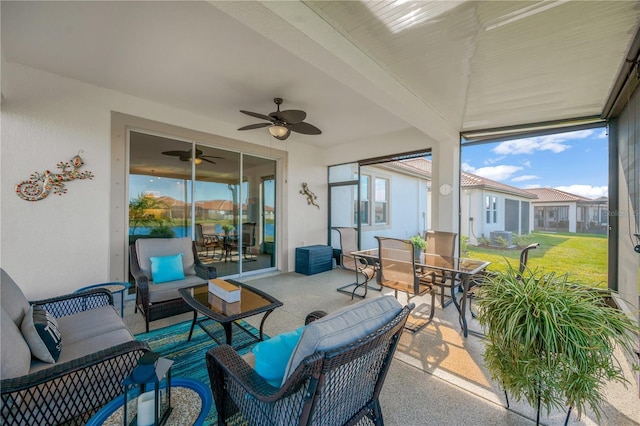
[{"xmin": 476, "ymin": 266, "xmax": 639, "ymax": 424}]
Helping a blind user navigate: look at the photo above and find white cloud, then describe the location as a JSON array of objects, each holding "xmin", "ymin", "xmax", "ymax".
[
  {"xmin": 524, "ymin": 184, "xmax": 542, "ymax": 189},
  {"xmin": 472, "ymin": 165, "xmax": 523, "ymax": 181},
  {"xmin": 492, "ymin": 129, "xmax": 596, "ymax": 155},
  {"xmin": 461, "ymin": 162, "xmax": 476, "ymax": 173},
  {"xmin": 511, "ymin": 174, "xmax": 539, "ymax": 182},
  {"xmin": 555, "ymin": 184, "xmax": 608, "ymax": 199},
  {"xmin": 521, "ymin": 160, "xmax": 531, "ymax": 168},
  {"xmin": 484, "ymin": 156, "xmax": 505, "ymax": 165}
]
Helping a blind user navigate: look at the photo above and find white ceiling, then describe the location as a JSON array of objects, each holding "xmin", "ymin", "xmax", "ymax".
[{"xmin": 2, "ymin": 1, "xmax": 639, "ymax": 148}]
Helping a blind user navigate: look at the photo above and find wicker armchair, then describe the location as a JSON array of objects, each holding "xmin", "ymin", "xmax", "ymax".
[
  {"xmin": 206, "ymin": 298, "xmax": 414, "ymax": 426},
  {"xmin": 1, "ymin": 279, "xmax": 148, "ymax": 426},
  {"xmin": 129, "ymin": 237, "xmax": 217, "ymax": 332}
]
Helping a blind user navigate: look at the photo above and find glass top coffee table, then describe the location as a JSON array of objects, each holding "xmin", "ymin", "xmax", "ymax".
[{"xmin": 179, "ymin": 280, "xmax": 283, "ymax": 349}]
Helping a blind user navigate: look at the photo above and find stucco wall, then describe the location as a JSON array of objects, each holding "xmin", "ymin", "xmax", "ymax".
[{"xmin": 0, "ymin": 63, "xmax": 328, "ymax": 298}]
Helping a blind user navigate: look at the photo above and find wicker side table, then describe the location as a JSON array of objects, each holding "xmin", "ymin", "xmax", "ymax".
[{"xmin": 75, "ymin": 282, "xmax": 130, "ymax": 318}]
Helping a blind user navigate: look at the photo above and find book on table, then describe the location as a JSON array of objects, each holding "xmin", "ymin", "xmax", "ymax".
[{"xmin": 208, "ymin": 279, "xmax": 241, "ymax": 303}]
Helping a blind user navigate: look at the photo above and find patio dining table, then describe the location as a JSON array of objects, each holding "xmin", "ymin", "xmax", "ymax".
[{"xmin": 351, "ymin": 248, "xmax": 490, "ymax": 337}]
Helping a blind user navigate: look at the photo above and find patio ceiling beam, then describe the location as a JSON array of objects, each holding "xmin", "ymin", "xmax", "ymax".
[{"xmin": 209, "ymin": 0, "xmax": 459, "ymax": 145}]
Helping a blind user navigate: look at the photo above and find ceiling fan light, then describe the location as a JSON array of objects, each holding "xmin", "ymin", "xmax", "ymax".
[
  {"xmin": 189, "ymin": 157, "xmax": 203, "ymax": 165},
  {"xmin": 269, "ymin": 125, "xmax": 289, "ymax": 138}
]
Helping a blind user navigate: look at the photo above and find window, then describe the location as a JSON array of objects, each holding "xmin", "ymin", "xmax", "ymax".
[
  {"xmin": 374, "ymin": 178, "xmax": 388, "ymax": 224},
  {"xmin": 355, "ymin": 174, "xmax": 370, "ymax": 225},
  {"xmin": 485, "ymin": 195, "xmax": 497, "ymax": 224}
]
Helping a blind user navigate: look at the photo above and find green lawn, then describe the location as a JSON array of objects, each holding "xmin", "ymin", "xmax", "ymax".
[{"xmin": 465, "ymin": 231, "xmax": 608, "ymax": 289}]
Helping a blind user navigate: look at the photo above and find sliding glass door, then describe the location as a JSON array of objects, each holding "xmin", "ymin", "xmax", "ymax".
[{"xmin": 128, "ymin": 131, "xmax": 276, "ymax": 278}]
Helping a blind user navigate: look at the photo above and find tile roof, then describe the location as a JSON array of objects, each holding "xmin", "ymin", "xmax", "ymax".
[
  {"xmin": 391, "ymin": 158, "xmax": 536, "ymax": 199},
  {"xmin": 524, "ymin": 187, "xmax": 594, "ymax": 203}
]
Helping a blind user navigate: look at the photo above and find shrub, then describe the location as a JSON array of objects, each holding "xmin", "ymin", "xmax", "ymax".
[
  {"xmin": 495, "ymin": 235, "xmax": 509, "ymax": 248},
  {"xmin": 512, "ymin": 233, "xmax": 533, "ymax": 248},
  {"xmin": 148, "ymin": 225, "xmax": 175, "ymax": 238},
  {"xmin": 477, "ymin": 235, "xmax": 490, "ymax": 247},
  {"xmin": 460, "ymin": 235, "xmax": 469, "ymax": 255}
]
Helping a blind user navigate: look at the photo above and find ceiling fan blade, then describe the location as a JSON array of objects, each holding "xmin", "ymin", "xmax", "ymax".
[
  {"xmin": 201, "ymin": 158, "xmax": 217, "ymax": 164},
  {"xmin": 238, "ymin": 122, "xmax": 272, "ymax": 131},
  {"xmin": 289, "ymin": 122, "xmax": 322, "ymax": 135},
  {"xmin": 240, "ymin": 110, "xmax": 274, "ymax": 122},
  {"xmin": 161, "ymin": 150, "xmax": 187, "ymax": 156},
  {"xmin": 270, "ymin": 109, "xmax": 306, "ymax": 124},
  {"xmin": 202, "ymin": 155, "xmax": 225, "ymax": 159}
]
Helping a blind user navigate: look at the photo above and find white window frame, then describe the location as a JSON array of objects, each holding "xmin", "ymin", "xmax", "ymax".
[
  {"xmin": 374, "ymin": 177, "xmax": 389, "ymax": 225},
  {"xmin": 486, "ymin": 194, "xmax": 498, "ymax": 224},
  {"xmin": 355, "ymin": 174, "xmax": 370, "ymax": 226}
]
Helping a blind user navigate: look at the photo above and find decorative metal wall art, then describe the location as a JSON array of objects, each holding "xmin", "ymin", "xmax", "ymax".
[
  {"xmin": 15, "ymin": 153, "xmax": 94, "ymax": 201},
  {"xmin": 300, "ymin": 182, "xmax": 319, "ymax": 209}
]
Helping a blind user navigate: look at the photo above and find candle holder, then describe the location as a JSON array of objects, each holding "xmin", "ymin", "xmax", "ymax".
[{"xmin": 122, "ymin": 351, "xmax": 173, "ymax": 426}]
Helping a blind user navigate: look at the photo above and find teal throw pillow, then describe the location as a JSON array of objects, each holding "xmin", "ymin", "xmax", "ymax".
[
  {"xmin": 150, "ymin": 253, "xmax": 185, "ymax": 284},
  {"xmin": 252, "ymin": 326, "xmax": 305, "ymax": 387},
  {"xmin": 21, "ymin": 305, "xmax": 62, "ymax": 363}
]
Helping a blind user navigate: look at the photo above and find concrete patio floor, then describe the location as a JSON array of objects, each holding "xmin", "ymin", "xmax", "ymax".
[{"xmin": 123, "ymin": 268, "xmax": 639, "ymax": 425}]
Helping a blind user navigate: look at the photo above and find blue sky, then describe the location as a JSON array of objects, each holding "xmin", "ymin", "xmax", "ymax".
[{"xmin": 461, "ymin": 127, "xmax": 609, "ymax": 199}]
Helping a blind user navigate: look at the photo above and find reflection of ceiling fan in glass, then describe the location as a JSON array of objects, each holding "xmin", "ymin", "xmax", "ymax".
[
  {"xmin": 161, "ymin": 149, "xmax": 224, "ymax": 165},
  {"xmin": 238, "ymin": 98, "xmax": 322, "ymax": 140}
]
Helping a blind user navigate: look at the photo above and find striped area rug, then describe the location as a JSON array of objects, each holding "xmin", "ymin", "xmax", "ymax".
[{"xmin": 135, "ymin": 318, "xmax": 262, "ymax": 424}]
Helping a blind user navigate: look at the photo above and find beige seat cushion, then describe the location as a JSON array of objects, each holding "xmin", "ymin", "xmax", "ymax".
[
  {"xmin": 282, "ymin": 296, "xmax": 402, "ymax": 384},
  {"xmin": 1, "ymin": 268, "xmax": 30, "ymax": 326},
  {"xmin": 135, "ymin": 237, "xmax": 196, "ymax": 279},
  {"xmin": 29, "ymin": 328, "xmax": 134, "ymax": 374},
  {"xmin": 1, "ymin": 307, "xmax": 31, "ymax": 379},
  {"xmin": 56, "ymin": 306, "xmax": 126, "ymax": 344},
  {"xmin": 148, "ymin": 275, "xmax": 207, "ymax": 303}
]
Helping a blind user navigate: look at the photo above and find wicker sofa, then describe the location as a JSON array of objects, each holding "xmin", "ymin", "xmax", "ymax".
[
  {"xmin": 129, "ymin": 237, "xmax": 217, "ymax": 332},
  {"xmin": 0, "ymin": 268, "xmax": 148, "ymax": 425}
]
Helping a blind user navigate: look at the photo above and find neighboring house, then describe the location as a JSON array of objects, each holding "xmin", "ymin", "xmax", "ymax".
[
  {"xmin": 381, "ymin": 158, "xmax": 537, "ymax": 247},
  {"xmin": 525, "ymin": 188, "xmax": 609, "ymax": 233},
  {"xmin": 459, "ymin": 173, "xmax": 537, "ymax": 246},
  {"xmin": 330, "ymin": 161, "xmax": 430, "ymax": 251},
  {"xmin": 196, "ymin": 199, "xmax": 236, "ymax": 220}
]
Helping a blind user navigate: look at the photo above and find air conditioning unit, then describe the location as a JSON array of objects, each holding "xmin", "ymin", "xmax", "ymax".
[{"xmin": 490, "ymin": 231, "xmax": 513, "ymax": 247}]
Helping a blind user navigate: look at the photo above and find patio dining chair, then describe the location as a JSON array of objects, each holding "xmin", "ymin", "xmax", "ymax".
[
  {"xmin": 195, "ymin": 223, "xmax": 223, "ymax": 260},
  {"xmin": 376, "ymin": 236, "xmax": 435, "ymax": 331},
  {"xmin": 335, "ymin": 227, "xmax": 378, "ymax": 299},
  {"xmin": 226, "ymin": 222, "xmax": 257, "ymax": 262},
  {"xmin": 418, "ymin": 230, "xmax": 459, "ymax": 309}
]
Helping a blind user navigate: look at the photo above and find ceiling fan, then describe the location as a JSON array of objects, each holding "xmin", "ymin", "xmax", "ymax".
[
  {"xmin": 161, "ymin": 149, "xmax": 224, "ymax": 165},
  {"xmin": 238, "ymin": 97, "xmax": 322, "ymax": 140}
]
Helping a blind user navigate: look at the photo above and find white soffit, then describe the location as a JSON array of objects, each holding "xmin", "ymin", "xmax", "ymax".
[
  {"xmin": 0, "ymin": 1, "xmax": 412, "ymax": 148},
  {"xmin": 305, "ymin": 0, "xmax": 640, "ymax": 132}
]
